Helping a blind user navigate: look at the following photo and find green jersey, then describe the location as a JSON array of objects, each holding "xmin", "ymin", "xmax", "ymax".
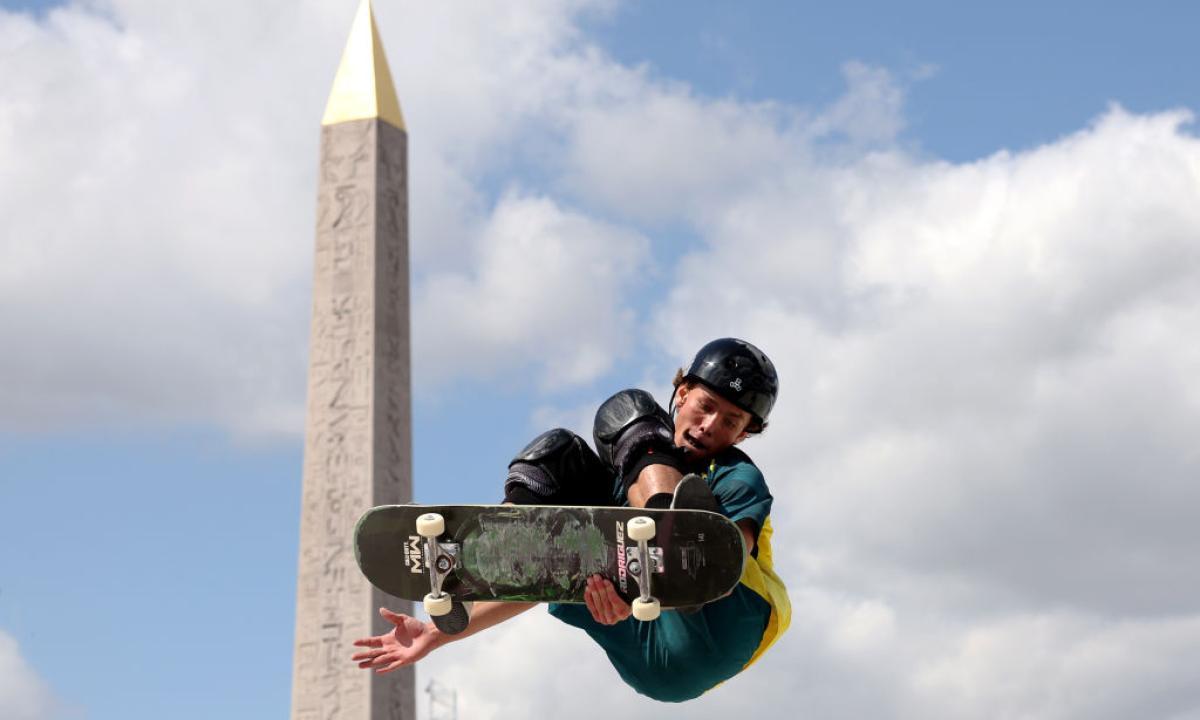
[{"xmin": 549, "ymin": 446, "xmax": 791, "ymax": 702}]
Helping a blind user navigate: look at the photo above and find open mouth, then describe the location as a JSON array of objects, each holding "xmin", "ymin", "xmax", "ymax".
[{"xmin": 681, "ymin": 431, "xmax": 709, "ymax": 454}]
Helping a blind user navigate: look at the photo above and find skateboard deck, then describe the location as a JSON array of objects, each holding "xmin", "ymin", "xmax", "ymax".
[{"xmin": 354, "ymin": 504, "xmax": 745, "ymax": 609}]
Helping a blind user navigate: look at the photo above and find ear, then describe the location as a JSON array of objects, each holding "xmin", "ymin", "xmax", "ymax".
[
  {"xmin": 673, "ymin": 383, "xmax": 689, "ymax": 408},
  {"xmin": 732, "ymin": 430, "xmax": 750, "ymax": 445}
]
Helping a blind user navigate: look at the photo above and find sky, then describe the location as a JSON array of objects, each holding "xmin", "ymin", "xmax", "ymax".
[{"xmin": 2, "ymin": 0, "xmax": 1200, "ymax": 718}]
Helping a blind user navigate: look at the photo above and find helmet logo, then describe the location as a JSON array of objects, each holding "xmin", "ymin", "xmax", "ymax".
[{"xmin": 729, "ymin": 378, "xmax": 744, "ymax": 392}]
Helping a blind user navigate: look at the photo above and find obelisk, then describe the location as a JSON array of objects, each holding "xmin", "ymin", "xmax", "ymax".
[{"xmin": 291, "ymin": 1, "xmax": 414, "ymax": 718}]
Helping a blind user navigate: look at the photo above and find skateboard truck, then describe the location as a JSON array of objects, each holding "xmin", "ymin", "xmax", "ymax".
[
  {"xmin": 625, "ymin": 546, "xmax": 663, "ymax": 574},
  {"xmin": 626, "ymin": 516, "xmax": 662, "ymax": 621},
  {"xmin": 415, "ymin": 513, "xmax": 470, "ymax": 634}
]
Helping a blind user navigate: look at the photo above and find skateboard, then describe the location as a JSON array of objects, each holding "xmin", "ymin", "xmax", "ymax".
[{"xmin": 354, "ymin": 504, "xmax": 746, "ymax": 634}]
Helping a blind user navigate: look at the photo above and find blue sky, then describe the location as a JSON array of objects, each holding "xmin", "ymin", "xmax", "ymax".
[
  {"xmin": 586, "ymin": 1, "xmax": 1200, "ymax": 161},
  {"xmin": 3, "ymin": 1, "xmax": 1200, "ymax": 719}
]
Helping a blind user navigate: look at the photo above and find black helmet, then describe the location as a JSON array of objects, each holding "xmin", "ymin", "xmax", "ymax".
[{"xmin": 684, "ymin": 338, "xmax": 779, "ymax": 429}]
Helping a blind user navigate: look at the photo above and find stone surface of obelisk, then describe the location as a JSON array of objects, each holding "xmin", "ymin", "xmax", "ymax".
[{"xmin": 291, "ymin": 2, "xmax": 414, "ymax": 718}]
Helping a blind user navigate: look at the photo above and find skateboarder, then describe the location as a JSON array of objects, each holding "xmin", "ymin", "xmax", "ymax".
[{"xmin": 352, "ymin": 338, "xmax": 790, "ymax": 702}]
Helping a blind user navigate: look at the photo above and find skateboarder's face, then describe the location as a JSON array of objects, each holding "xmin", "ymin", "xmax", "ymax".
[{"xmin": 672, "ymin": 383, "xmax": 752, "ymax": 460}]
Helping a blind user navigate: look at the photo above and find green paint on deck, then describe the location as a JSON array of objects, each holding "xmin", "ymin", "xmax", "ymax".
[{"xmin": 461, "ymin": 517, "xmax": 609, "ymax": 594}]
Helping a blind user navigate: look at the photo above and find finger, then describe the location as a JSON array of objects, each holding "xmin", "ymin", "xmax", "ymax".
[
  {"xmin": 351, "ymin": 648, "xmax": 384, "ymax": 662},
  {"xmin": 597, "ymin": 588, "xmax": 618, "ymax": 623},
  {"xmin": 598, "ymin": 580, "xmax": 631, "ymax": 620},
  {"xmin": 379, "ymin": 607, "xmax": 406, "ymax": 625},
  {"xmin": 585, "ymin": 577, "xmax": 614, "ymax": 624},
  {"xmin": 378, "ymin": 657, "xmax": 408, "ymax": 674},
  {"xmin": 352, "ymin": 637, "xmax": 382, "ymax": 648},
  {"xmin": 590, "ymin": 576, "xmax": 612, "ymax": 603},
  {"xmin": 584, "ymin": 579, "xmax": 602, "ymax": 621},
  {"xmin": 595, "ymin": 579, "xmax": 622, "ymax": 624}
]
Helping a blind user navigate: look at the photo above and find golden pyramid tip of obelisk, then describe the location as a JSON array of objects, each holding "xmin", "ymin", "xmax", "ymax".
[{"xmin": 321, "ymin": 0, "xmax": 406, "ymax": 129}]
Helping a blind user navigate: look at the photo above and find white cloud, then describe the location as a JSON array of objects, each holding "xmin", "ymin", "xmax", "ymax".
[
  {"xmin": 809, "ymin": 62, "xmax": 908, "ymax": 147},
  {"xmin": 0, "ymin": 2, "xmax": 321, "ymax": 434},
  {"xmin": 417, "ymin": 610, "xmax": 636, "ymax": 720},
  {"xmin": 556, "ymin": 59, "xmax": 913, "ymax": 224},
  {"xmin": 647, "ymin": 106, "xmax": 1200, "ymax": 717},
  {"xmin": 910, "ymin": 613, "xmax": 1200, "ymax": 720},
  {"xmin": 414, "ymin": 191, "xmax": 650, "ymax": 390},
  {"xmin": 0, "ymin": 0, "xmax": 629, "ymax": 432},
  {"xmin": 0, "ymin": 631, "xmax": 55, "ymax": 720},
  {"xmin": 416, "ymin": 607, "xmax": 801, "ymax": 720},
  {"xmin": 559, "ymin": 77, "xmax": 805, "ymax": 223},
  {"xmin": 0, "ymin": 0, "xmax": 908, "ymax": 432}
]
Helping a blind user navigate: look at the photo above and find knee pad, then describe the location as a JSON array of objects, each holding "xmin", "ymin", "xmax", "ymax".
[
  {"xmin": 505, "ymin": 428, "xmax": 614, "ymax": 506},
  {"xmin": 505, "ymin": 428, "xmax": 575, "ymax": 501},
  {"xmin": 593, "ymin": 389, "xmax": 684, "ymax": 487},
  {"xmin": 511, "ymin": 427, "xmax": 576, "ymax": 464}
]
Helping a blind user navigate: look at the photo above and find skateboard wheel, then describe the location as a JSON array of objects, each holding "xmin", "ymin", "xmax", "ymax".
[
  {"xmin": 424, "ymin": 592, "xmax": 452, "ymax": 617},
  {"xmin": 632, "ymin": 597, "xmax": 661, "ymax": 622},
  {"xmin": 432, "ymin": 600, "xmax": 471, "ymax": 636},
  {"xmin": 416, "ymin": 513, "xmax": 445, "ymax": 538},
  {"xmin": 628, "ymin": 516, "xmax": 656, "ymax": 542}
]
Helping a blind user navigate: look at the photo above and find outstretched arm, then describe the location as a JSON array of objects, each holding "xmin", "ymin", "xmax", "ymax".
[{"xmin": 352, "ymin": 602, "xmax": 536, "ymax": 674}]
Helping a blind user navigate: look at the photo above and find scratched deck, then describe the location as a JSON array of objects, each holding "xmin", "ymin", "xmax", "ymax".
[{"xmin": 354, "ymin": 504, "xmax": 745, "ymax": 607}]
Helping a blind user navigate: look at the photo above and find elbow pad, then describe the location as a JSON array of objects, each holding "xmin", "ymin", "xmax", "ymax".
[{"xmin": 593, "ymin": 389, "xmax": 685, "ymax": 486}]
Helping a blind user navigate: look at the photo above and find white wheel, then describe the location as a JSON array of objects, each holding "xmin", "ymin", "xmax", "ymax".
[
  {"xmin": 627, "ymin": 516, "xmax": 656, "ymax": 542},
  {"xmin": 632, "ymin": 597, "xmax": 661, "ymax": 622},
  {"xmin": 424, "ymin": 592, "xmax": 452, "ymax": 617},
  {"xmin": 416, "ymin": 513, "xmax": 445, "ymax": 538}
]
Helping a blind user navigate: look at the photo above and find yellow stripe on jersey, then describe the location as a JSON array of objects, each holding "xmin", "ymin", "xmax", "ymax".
[
  {"xmin": 700, "ymin": 458, "xmax": 790, "ymax": 672},
  {"xmin": 738, "ymin": 517, "xmax": 791, "ymax": 669}
]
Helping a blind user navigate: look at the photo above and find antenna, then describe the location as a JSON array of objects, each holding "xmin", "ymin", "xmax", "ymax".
[{"xmin": 426, "ymin": 679, "xmax": 458, "ymax": 720}]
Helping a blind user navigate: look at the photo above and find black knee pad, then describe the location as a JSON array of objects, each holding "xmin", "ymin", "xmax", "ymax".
[
  {"xmin": 505, "ymin": 428, "xmax": 573, "ymax": 501},
  {"xmin": 504, "ymin": 429, "xmax": 612, "ymax": 506},
  {"xmin": 593, "ymin": 389, "xmax": 686, "ymax": 490},
  {"xmin": 512, "ymin": 427, "xmax": 576, "ymax": 464}
]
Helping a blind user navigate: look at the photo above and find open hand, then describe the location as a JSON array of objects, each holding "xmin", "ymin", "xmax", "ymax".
[
  {"xmin": 584, "ymin": 575, "xmax": 631, "ymax": 625},
  {"xmin": 351, "ymin": 608, "xmax": 442, "ymax": 673}
]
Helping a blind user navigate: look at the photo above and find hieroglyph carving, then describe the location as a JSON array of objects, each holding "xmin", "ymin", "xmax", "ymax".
[{"xmin": 293, "ymin": 118, "xmax": 414, "ymax": 720}]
